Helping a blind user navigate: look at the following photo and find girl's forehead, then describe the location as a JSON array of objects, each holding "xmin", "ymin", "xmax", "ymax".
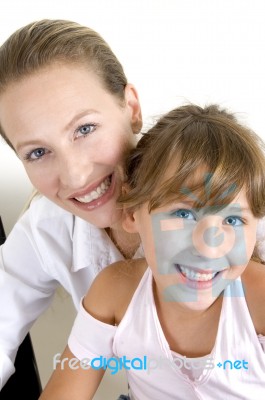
[
  {"xmin": 159, "ymin": 162, "xmax": 208, "ymax": 199},
  {"xmin": 149, "ymin": 177, "xmax": 251, "ymax": 214}
]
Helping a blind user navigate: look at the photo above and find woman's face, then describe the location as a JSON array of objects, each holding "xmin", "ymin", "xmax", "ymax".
[{"xmin": 0, "ymin": 63, "xmax": 141, "ymax": 227}]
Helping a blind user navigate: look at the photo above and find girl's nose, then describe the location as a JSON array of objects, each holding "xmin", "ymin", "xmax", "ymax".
[{"xmin": 192, "ymin": 216, "xmax": 235, "ymax": 260}]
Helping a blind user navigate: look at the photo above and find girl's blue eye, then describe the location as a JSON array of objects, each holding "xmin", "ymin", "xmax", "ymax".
[
  {"xmin": 172, "ymin": 209, "xmax": 196, "ymax": 220},
  {"xmin": 224, "ymin": 216, "xmax": 244, "ymax": 226},
  {"xmin": 24, "ymin": 148, "xmax": 47, "ymax": 161},
  {"xmin": 76, "ymin": 123, "xmax": 96, "ymax": 137}
]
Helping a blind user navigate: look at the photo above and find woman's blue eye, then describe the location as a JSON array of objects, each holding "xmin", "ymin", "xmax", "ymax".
[
  {"xmin": 172, "ymin": 209, "xmax": 196, "ymax": 220},
  {"xmin": 224, "ymin": 216, "xmax": 244, "ymax": 226},
  {"xmin": 76, "ymin": 124, "xmax": 96, "ymax": 137},
  {"xmin": 25, "ymin": 148, "xmax": 47, "ymax": 161}
]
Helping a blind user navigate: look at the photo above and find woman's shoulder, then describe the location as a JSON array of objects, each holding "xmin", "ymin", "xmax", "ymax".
[
  {"xmin": 5, "ymin": 195, "xmax": 75, "ymax": 251},
  {"xmin": 242, "ymin": 260, "xmax": 265, "ymax": 335},
  {"xmin": 29, "ymin": 194, "xmax": 73, "ymax": 221},
  {"xmin": 17, "ymin": 195, "xmax": 76, "ymax": 250},
  {"xmin": 25, "ymin": 195, "xmax": 84, "ymax": 241},
  {"xmin": 83, "ymin": 258, "xmax": 148, "ymax": 325}
]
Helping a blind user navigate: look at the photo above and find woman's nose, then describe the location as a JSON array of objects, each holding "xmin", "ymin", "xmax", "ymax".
[{"xmin": 58, "ymin": 154, "xmax": 94, "ymax": 191}]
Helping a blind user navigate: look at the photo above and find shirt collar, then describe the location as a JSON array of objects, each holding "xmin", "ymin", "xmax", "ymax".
[
  {"xmin": 71, "ymin": 216, "xmax": 144, "ymax": 273},
  {"xmin": 71, "ymin": 216, "xmax": 111, "ymax": 272}
]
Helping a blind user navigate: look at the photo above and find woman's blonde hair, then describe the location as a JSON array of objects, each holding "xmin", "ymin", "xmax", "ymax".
[
  {"xmin": 0, "ymin": 19, "xmax": 128, "ymax": 148},
  {"xmin": 120, "ymin": 104, "xmax": 265, "ymax": 218}
]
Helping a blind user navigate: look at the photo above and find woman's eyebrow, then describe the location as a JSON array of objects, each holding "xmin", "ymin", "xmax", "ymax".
[
  {"xmin": 16, "ymin": 109, "xmax": 101, "ymax": 151},
  {"xmin": 17, "ymin": 139, "xmax": 42, "ymax": 152},
  {"xmin": 64, "ymin": 109, "xmax": 100, "ymax": 131}
]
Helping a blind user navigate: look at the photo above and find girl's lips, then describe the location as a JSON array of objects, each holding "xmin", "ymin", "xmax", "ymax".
[
  {"xmin": 175, "ymin": 264, "xmax": 224, "ymax": 290},
  {"xmin": 70, "ymin": 173, "xmax": 116, "ymax": 211}
]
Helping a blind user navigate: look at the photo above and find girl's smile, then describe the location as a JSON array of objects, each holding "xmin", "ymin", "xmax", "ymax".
[
  {"xmin": 125, "ymin": 188, "xmax": 258, "ymax": 311},
  {"xmin": 174, "ymin": 264, "xmax": 224, "ymax": 290},
  {"xmin": 0, "ymin": 63, "xmax": 141, "ymax": 228}
]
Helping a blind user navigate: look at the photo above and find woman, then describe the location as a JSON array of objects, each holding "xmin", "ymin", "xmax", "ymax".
[{"xmin": 0, "ymin": 19, "xmax": 142, "ymax": 389}]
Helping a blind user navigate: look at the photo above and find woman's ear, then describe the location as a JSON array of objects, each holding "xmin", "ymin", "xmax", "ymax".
[{"xmin": 124, "ymin": 84, "xmax": 142, "ymax": 133}]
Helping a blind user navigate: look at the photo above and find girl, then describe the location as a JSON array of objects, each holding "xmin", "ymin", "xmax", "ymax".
[
  {"xmin": 0, "ymin": 19, "xmax": 142, "ymax": 388},
  {"xmin": 41, "ymin": 104, "xmax": 265, "ymax": 399}
]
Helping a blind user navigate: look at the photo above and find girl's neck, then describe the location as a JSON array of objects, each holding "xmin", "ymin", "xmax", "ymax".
[{"xmin": 153, "ymin": 280, "xmax": 223, "ymax": 357}]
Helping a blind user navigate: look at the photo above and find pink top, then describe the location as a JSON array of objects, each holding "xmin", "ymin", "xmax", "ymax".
[{"xmin": 68, "ymin": 268, "xmax": 265, "ymax": 399}]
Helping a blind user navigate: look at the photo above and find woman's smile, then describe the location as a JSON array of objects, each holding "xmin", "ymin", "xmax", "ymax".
[
  {"xmin": 0, "ymin": 63, "xmax": 141, "ymax": 227},
  {"xmin": 69, "ymin": 173, "xmax": 116, "ymax": 211}
]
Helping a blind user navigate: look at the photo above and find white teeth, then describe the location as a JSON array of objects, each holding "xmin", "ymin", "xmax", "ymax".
[
  {"xmin": 91, "ymin": 190, "xmax": 99, "ymax": 200},
  {"xmin": 75, "ymin": 177, "xmax": 111, "ymax": 203},
  {"xmin": 179, "ymin": 265, "xmax": 217, "ymax": 282}
]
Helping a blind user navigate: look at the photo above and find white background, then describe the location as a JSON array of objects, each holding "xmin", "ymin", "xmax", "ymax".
[
  {"xmin": 0, "ymin": 0, "xmax": 265, "ymax": 233},
  {"xmin": 0, "ymin": 1, "xmax": 265, "ymax": 395}
]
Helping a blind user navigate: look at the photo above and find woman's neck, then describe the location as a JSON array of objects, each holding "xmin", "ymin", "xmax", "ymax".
[{"xmin": 106, "ymin": 225, "xmax": 141, "ymax": 259}]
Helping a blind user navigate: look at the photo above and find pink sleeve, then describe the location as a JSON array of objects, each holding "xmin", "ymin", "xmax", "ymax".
[{"xmin": 68, "ymin": 299, "xmax": 117, "ymax": 362}]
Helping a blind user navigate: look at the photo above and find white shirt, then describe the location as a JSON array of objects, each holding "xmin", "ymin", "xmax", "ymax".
[{"xmin": 0, "ymin": 195, "xmax": 143, "ymax": 389}]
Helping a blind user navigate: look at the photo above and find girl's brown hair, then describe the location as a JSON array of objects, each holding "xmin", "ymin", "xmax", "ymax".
[
  {"xmin": 120, "ymin": 104, "xmax": 265, "ymax": 218},
  {"xmin": 0, "ymin": 19, "xmax": 128, "ymax": 147}
]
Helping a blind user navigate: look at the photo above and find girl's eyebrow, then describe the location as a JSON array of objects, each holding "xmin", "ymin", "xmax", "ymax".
[
  {"xmin": 174, "ymin": 200, "xmax": 194, "ymax": 206},
  {"xmin": 222, "ymin": 205, "xmax": 251, "ymax": 214},
  {"xmin": 198, "ymin": 205, "xmax": 252, "ymax": 216},
  {"xmin": 174, "ymin": 203, "xmax": 252, "ymax": 216}
]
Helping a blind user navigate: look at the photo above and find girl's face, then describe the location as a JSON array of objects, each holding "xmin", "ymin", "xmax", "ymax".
[
  {"xmin": 0, "ymin": 63, "xmax": 141, "ymax": 228},
  {"xmin": 126, "ymin": 187, "xmax": 258, "ymax": 312}
]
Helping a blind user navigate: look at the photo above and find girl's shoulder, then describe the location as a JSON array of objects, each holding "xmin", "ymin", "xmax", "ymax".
[
  {"xmin": 83, "ymin": 258, "xmax": 148, "ymax": 326},
  {"xmin": 242, "ymin": 260, "xmax": 265, "ymax": 335}
]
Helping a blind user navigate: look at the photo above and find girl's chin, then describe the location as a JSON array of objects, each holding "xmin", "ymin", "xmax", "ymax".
[
  {"xmin": 158, "ymin": 275, "xmax": 228, "ymax": 310},
  {"xmin": 178, "ymin": 295, "xmax": 220, "ymax": 311}
]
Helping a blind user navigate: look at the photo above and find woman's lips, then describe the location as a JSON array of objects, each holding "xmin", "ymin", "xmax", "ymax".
[
  {"xmin": 74, "ymin": 176, "xmax": 111, "ymax": 203},
  {"xmin": 70, "ymin": 173, "xmax": 116, "ymax": 211}
]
